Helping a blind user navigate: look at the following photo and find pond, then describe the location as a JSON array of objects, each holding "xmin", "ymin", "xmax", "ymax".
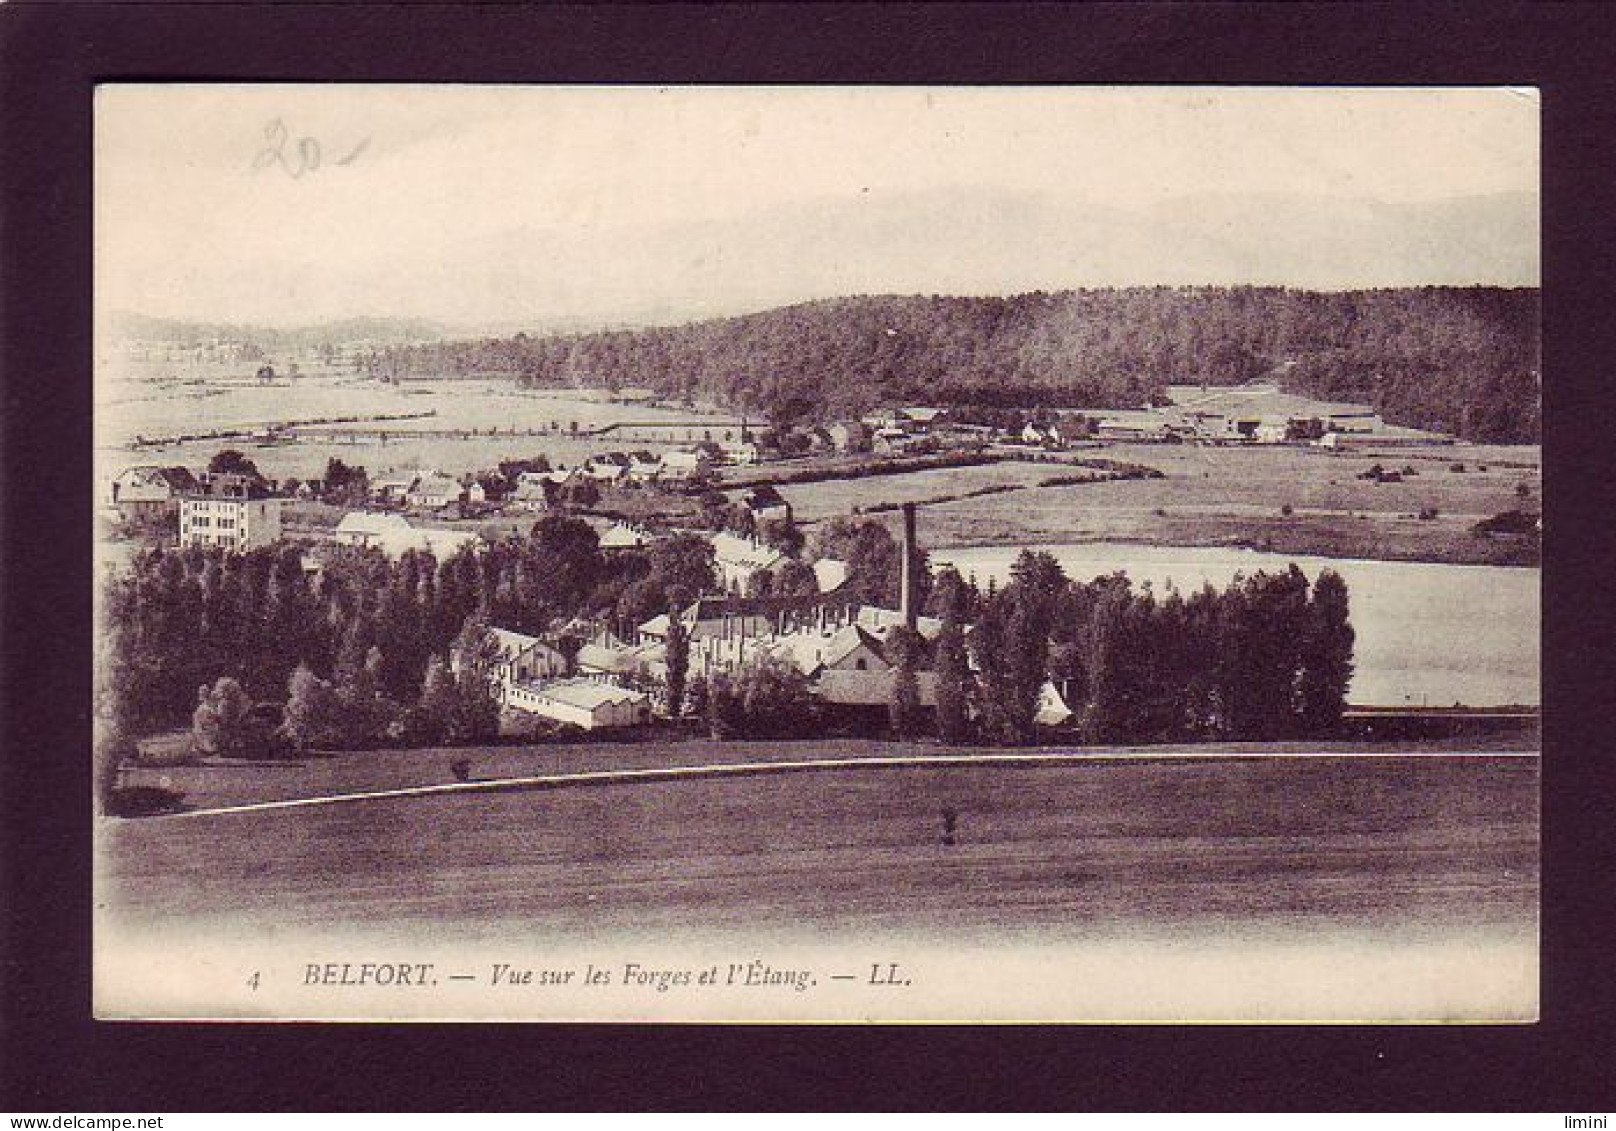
[{"xmin": 931, "ymin": 542, "xmax": 1539, "ymax": 708}]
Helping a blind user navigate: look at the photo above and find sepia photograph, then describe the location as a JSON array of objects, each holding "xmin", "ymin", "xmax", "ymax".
[{"xmin": 92, "ymin": 84, "xmax": 1540, "ymax": 1022}]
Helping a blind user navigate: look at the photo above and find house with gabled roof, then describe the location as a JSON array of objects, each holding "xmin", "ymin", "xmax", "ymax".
[
  {"xmin": 453, "ymin": 626, "xmax": 567, "ymax": 694},
  {"xmin": 626, "ymin": 452, "xmax": 664, "ymax": 484},
  {"xmin": 657, "ymin": 448, "xmax": 712, "ymax": 484},
  {"xmin": 584, "ymin": 452, "xmax": 632, "ymax": 483},
  {"xmin": 742, "ymin": 485, "xmax": 793, "ymax": 525},
  {"xmin": 598, "ymin": 521, "xmax": 652, "ymax": 553},
  {"xmin": 406, "ymin": 470, "xmax": 462, "ymax": 510},
  {"xmin": 333, "ymin": 510, "xmax": 413, "ymax": 547},
  {"xmin": 370, "ymin": 472, "xmax": 419, "ymax": 505},
  {"xmin": 108, "ymin": 465, "xmax": 201, "ymax": 520},
  {"xmin": 710, "ymin": 531, "xmax": 786, "ymax": 594}
]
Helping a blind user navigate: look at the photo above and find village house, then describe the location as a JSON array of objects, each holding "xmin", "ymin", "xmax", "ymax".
[
  {"xmin": 107, "ymin": 465, "xmax": 200, "ymax": 521},
  {"xmin": 900, "ymin": 406, "xmax": 947, "ymax": 430},
  {"xmin": 871, "ymin": 427, "xmax": 913, "ymax": 455},
  {"xmin": 625, "ymin": 452, "xmax": 663, "ymax": 484},
  {"xmin": 657, "ymin": 448, "xmax": 713, "ymax": 485},
  {"xmin": 1021, "ymin": 421, "xmax": 1066, "ymax": 447},
  {"xmin": 511, "ymin": 469, "xmax": 571, "ymax": 513},
  {"xmin": 710, "ymin": 531, "xmax": 787, "ymax": 594},
  {"xmin": 741, "ymin": 485, "xmax": 793, "ymax": 525},
  {"xmin": 598, "ymin": 521, "xmax": 653, "ymax": 553},
  {"xmin": 179, "ymin": 473, "xmax": 283, "ymax": 553},
  {"xmin": 405, "ymin": 470, "xmax": 463, "ymax": 511},
  {"xmin": 1160, "ymin": 384, "xmax": 1386, "ymax": 442},
  {"xmin": 721, "ymin": 439, "xmax": 761, "ymax": 465},
  {"xmin": 484, "ymin": 628, "xmax": 569, "ymax": 686},
  {"xmin": 370, "ymin": 472, "xmax": 419, "ymax": 506},
  {"xmin": 584, "ymin": 452, "xmax": 632, "ymax": 484},
  {"xmin": 827, "ymin": 420, "xmax": 873, "ymax": 453},
  {"xmin": 1094, "ymin": 410, "xmax": 1174, "ymax": 442},
  {"xmin": 861, "ymin": 408, "xmax": 907, "ymax": 433},
  {"xmin": 332, "ymin": 510, "xmax": 412, "ymax": 548}
]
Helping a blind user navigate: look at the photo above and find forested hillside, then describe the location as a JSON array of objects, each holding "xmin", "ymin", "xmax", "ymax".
[{"xmin": 363, "ymin": 287, "xmax": 1540, "ymax": 442}]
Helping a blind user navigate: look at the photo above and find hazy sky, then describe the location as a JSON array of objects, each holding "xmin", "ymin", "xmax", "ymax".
[{"xmin": 97, "ymin": 85, "xmax": 1539, "ymax": 328}]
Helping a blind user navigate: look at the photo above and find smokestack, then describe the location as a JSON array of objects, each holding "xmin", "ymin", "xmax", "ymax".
[{"xmin": 900, "ymin": 502, "xmax": 918, "ymax": 631}]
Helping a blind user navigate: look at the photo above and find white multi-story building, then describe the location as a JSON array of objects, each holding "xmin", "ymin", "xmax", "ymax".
[{"xmin": 179, "ymin": 474, "xmax": 283, "ymax": 553}]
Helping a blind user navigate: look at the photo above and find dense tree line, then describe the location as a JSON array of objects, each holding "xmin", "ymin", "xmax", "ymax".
[
  {"xmin": 102, "ymin": 517, "xmax": 658, "ymax": 737},
  {"xmin": 102, "ymin": 516, "xmax": 1354, "ymax": 753},
  {"xmin": 365, "ymin": 287, "xmax": 1539, "ymax": 442},
  {"xmin": 930, "ymin": 552, "xmax": 1355, "ymax": 746}
]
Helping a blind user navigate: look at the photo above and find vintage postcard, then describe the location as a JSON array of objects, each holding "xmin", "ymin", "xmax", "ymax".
[{"xmin": 93, "ymin": 84, "xmax": 1540, "ymax": 1022}]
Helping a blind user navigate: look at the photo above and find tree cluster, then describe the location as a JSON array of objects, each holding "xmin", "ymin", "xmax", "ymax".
[{"xmin": 932, "ymin": 552, "xmax": 1356, "ymax": 746}]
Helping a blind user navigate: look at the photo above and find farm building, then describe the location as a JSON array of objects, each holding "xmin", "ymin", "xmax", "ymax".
[
  {"xmin": 503, "ymin": 678, "xmax": 652, "ymax": 730},
  {"xmin": 1095, "ymin": 410, "xmax": 1173, "ymax": 442},
  {"xmin": 512, "ymin": 470, "xmax": 569, "ymax": 512},
  {"xmin": 626, "ymin": 452, "xmax": 664, "ymax": 483},
  {"xmin": 722, "ymin": 440, "xmax": 761, "ymax": 465}
]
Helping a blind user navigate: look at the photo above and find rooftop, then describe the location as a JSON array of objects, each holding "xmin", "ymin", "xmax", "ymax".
[{"xmin": 531, "ymin": 678, "xmax": 649, "ymax": 710}]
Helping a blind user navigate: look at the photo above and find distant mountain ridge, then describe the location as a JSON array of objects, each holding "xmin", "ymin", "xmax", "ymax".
[{"xmin": 105, "ymin": 312, "xmax": 448, "ymax": 349}]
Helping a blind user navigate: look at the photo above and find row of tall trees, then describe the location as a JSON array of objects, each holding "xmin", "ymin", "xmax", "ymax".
[
  {"xmin": 924, "ymin": 552, "xmax": 1355, "ymax": 746},
  {"xmin": 102, "ymin": 516, "xmax": 662, "ymax": 736},
  {"xmin": 104, "ymin": 516, "xmax": 1354, "ymax": 754},
  {"xmin": 365, "ymin": 287, "xmax": 1539, "ymax": 441}
]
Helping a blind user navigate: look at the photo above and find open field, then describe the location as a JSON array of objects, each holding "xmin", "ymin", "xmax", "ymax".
[
  {"xmin": 782, "ymin": 441, "xmax": 1540, "ymax": 565},
  {"xmin": 96, "ymin": 371, "xmax": 735, "ymax": 481},
  {"xmin": 119, "ymin": 731, "xmax": 1539, "ymax": 813},
  {"xmin": 102, "ymin": 747, "xmax": 1537, "ymax": 946},
  {"xmin": 97, "ymin": 362, "xmax": 1541, "ymax": 564}
]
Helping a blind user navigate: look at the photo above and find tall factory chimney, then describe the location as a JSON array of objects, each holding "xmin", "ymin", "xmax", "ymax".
[{"xmin": 900, "ymin": 502, "xmax": 918, "ymax": 630}]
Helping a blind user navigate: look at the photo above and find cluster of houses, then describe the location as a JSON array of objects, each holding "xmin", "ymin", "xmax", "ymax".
[
  {"xmin": 459, "ymin": 504, "xmax": 1074, "ymax": 734},
  {"xmin": 849, "ymin": 385, "xmax": 1432, "ymax": 450},
  {"xmin": 1086, "ymin": 383, "xmax": 1392, "ymax": 445}
]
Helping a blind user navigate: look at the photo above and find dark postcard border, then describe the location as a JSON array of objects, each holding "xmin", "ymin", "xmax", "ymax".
[{"xmin": 2, "ymin": 1, "xmax": 1613, "ymax": 1114}]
